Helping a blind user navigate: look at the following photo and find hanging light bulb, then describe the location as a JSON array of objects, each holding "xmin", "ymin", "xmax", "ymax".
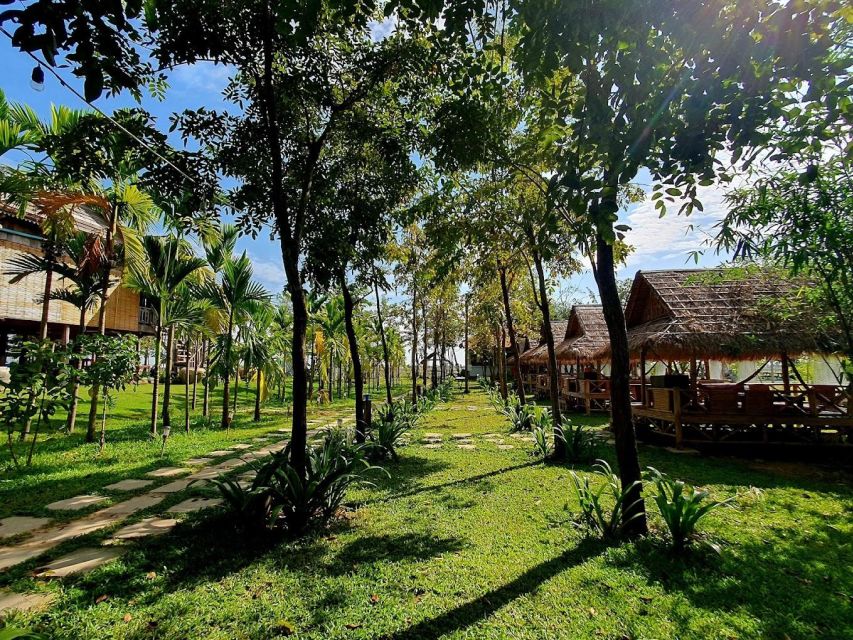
[{"xmin": 30, "ymin": 65, "xmax": 45, "ymax": 91}]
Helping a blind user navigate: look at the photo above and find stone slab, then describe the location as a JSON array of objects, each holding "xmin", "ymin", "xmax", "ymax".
[
  {"xmin": 183, "ymin": 458, "xmax": 213, "ymax": 466},
  {"xmin": 458, "ymin": 444, "xmax": 476, "ymax": 450},
  {"xmin": 0, "ymin": 590, "xmax": 55, "ymax": 615},
  {"xmin": 145, "ymin": 467, "xmax": 190, "ymax": 478},
  {"xmin": 423, "ymin": 444, "xmax": 442, "ymax": 449},
  {"xmin": 188, "ymin": 468, "xmax": 222, "ymax": 481},
  {"xmin": 45, "ymin": 495, "xmax": 107, "ymax": 512},
  {"xmin": 167, "ymin": 498, "xmax": 223, "ymax": 514},
  {"xmin": 451, "ymin": 433, "xmax": 473, "ymax": 440},
  {"xmin": 0, "ymin": 544, "xmax": 52, "ymax": 570},
  {"xmin": 100, "ymin": 494, "xmax": 165, "ymax": 517},
  {"xmin": 214, "ymin": 458, "xmax": 245, "ymax": 471},
  {"xmin": 0, "ymin": 516, "xmax": 50, "ymax": 539},
  {"xmin": 423, "ymin": 433, "xmax": 443, "ymax": 439},
  {"xmin": 497, "ymin": 445, "xmax": 515, "ymax": 450},
  {"xmin": 108, "ymin": 517, "xmax": 178, "ymax": 541},
  {"xmin": 207, "ymin": 450, "xmax": 232, "ymax": 457},
  {"xmin": 150, "ymin": 479, "xmax": 195, "ymax": 494},
  {"xmin": 34, "ymin": 547, "xmax": 124, "ymax": 578},
  {"xmin": 229, "ymin": 443, "xmax": 253, "ymax": 450},
  {"xmin": 664, "ymin": 447, "xmax": 700, "ymax": 455},
  {"xmin": 104, "ymin": 479, "xmax": 154, "ymax": 492}
]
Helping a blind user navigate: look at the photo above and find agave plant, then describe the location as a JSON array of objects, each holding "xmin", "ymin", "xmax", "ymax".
[
  {"xmin": 560, "ymin": 420, "xmax": 600, "ymax": 463},
  {"xmin": 569, "ymin": 460, "xmax": 644, "ymax": 540},
  {"xmin": 213, "ymin": 430, "xmax": 385, "ymax": 534},
  {"xmin": 645, "ymin": 467, "xmax": 733, "ymax": 552}
]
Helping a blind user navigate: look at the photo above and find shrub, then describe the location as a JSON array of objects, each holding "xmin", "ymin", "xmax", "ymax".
[
  {"xmin": 569, "ymin": 460, "xmax": 643, "ymax": 540},
  {"xmin": 560, "ymin": 420, "xmax": 600, "ymax": 463},
  {"xmin": 531, "ymin": 424, "xmax": 552, "ymax": 458},
  {"xmin": 367, "ymin": 402, "xmax": 416, "ymax": 461},
  {"xmin": 645, "ymin": 467, "xmax": 733, "ymax": 552},
  {"xmin": 501, "ymin": 396, "xmax": 550, "ymax": 433},
  {"xmin": 213, "ymin": 430, "xmax": 385, "ymax": 535}
]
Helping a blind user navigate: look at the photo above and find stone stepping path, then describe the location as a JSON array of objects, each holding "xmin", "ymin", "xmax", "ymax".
[
  {"xmin": 104, "ymin": 479, "xmax": 154, "ymax": 492},
  {"xmin": 458, "ymin": 444, "xmax": 476, "ymax": 450},
  {"xmin": 497, "ymin": 444, "xmax": 515, "ymax": 450},
  {"xmin": 146, "ymin": 467, "xmax": 189, "ymax": 478},
  {"xmin": 229, "ymin": 443, "xmax": 253, "ymax": 450},
  {"xmin": 0, "ymin": 403, "xmax": 362, "ymax": 581},
  {"xmin": 151, "ymin": 479, "xmax": 197, "ymax": 494},
  {"xmin": 423, "ymin": 444, "xmax": 442, "ymax": 449},
  {"xmin": 451, "ymin": 433, "xmax": 473, "ymax": 440},
  {"xmin": 0, "ymin": 590, "xmax": 55, "ymax": 615},
  {"xmin": 46, "ymin": 495, "xmax": 107, "ymax": 512},
  {"xmin": 34, "ymin": 547, "xmax": 124, "ymax": 578},
  {"xmin": 167, "ymin": 498, "xmax": 222, "ymax": 515},
  {"xmin": 108, "ymin": 517, "xmax": 178, "ymax": 542},
  {"xmin": 100, "ymin": 494, "xmax": 164, "ymax": 517},
  {"xmin": 0, "ymin": 517, "xmax": 50, "ymax": 540}
]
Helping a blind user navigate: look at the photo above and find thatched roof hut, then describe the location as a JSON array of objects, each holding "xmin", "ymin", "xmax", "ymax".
[
  {"xmin": 519, "ymin": 320, "xmax": 568, "ymax": 365},
  {"xmin": 555, "ymin": 305, "xmax": 609, "ymax": 363},
  {"xmin": 505, "ymin": 334, "xmax": 531, "ymax": 364},
  {"xmin": 605, "ymin": 268, "xmax": 831, "ymax": 361}
]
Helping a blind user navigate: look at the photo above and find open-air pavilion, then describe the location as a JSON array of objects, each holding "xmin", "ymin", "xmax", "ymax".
[
  {"xmin": 554, "ymin": 305, "xmax": 612, "ymax": 414},
  {"xmin": 517, "ymin": 321, "xmax": 567, "ymax": 399},
  {"xmin": 614, "ymin": 269, "xmax": 850, "ymax": 450}
]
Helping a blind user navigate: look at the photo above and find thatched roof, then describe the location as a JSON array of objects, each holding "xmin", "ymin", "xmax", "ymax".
[
  {"xmin": 519, "ymin": 320, "xmax": 568, "ymax": 365},
  {"xmin": 555, "ymin": 305, "xmax": 609, "ymax": 363},
  {"xmin": 604, "ymin": 268, "xmax": 832, "ymax": 361},
  {"xmin": 505, "ymin": 334, "xmax": 531, "ymax": 364},
  {"xmin": 1, "ymin": 197, "xmax": 110, "ymax": 236}
]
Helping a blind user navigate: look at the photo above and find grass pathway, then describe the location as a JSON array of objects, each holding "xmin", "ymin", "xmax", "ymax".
[{"xmin": 1, "ymin": 388, "xmax": 851, "ymax": 639}]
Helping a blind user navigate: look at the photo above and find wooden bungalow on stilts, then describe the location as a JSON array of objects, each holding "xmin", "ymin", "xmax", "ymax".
[
  {"xmin": 612, "ymin": 268, "xmax": 850, "ymax": 453},
  {"xmin": 554, "ymin": 305, "xmax": 612, "ymax": 414},
  {"xmin": 518, "ymin": 321, "xmax": 567, "ymax": 399}
]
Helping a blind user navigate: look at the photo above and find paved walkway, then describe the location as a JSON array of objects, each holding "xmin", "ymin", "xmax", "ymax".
[{"xmin": 0, "ymin": 411, "xmax": 358, "ymax": 615}]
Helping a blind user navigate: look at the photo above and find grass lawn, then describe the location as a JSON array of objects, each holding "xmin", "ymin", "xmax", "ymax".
[
  {"xmin": 1, "ymin": 386, "xmax": 852, "ymax": 639},
  {"xmin": 0, "ymin": 379, "xmax": 409, "ymax": 520}
]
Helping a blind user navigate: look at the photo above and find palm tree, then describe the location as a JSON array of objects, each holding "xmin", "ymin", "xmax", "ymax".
[
  {"xmin": 201, "ymin": 253, "xmax": 269, "ymax": 429},
  {"xmin": 317, "ymin": 296, "xmax": 347, "ymax": 403},
  {"xmin": 125, "ymin": 235, "xmax": 207, "ymax": 435},
  {"xmin": 170, "ymin": 289, "xmax": 212, "ymax": 433},
  {"xmin": 5, "ymin": 231, "xmax": 111, "ymax": 435}
]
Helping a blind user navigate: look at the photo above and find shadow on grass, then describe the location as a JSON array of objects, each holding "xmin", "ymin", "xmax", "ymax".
[
  {"xmin": 380, "ymin": 537, "xmax": 607, "ymax": 640},
  {"xmin": 604, "ymin": 519, "xmax": 853, "ymax": 640},
  {"xmin": 322, "ymin": 532, "xmax": 464, "ymax": 576},
  {"xmin": 361, "ymin": 459, "xmax": 541, "ymax": 506}
]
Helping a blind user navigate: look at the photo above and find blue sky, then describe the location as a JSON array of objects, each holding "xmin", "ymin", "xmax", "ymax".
[{"xmin": 0, "ymin": 36, "xmax": 730, "ymax": 298}]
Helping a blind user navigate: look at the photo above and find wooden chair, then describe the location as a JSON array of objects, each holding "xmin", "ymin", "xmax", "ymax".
[
  {"xmin": 744, "ymin": 384, "xmax": 776, "ymax": 416},
  {"xmin": 700, "ymin": 383, "xmax": 743, "ymax": 414}
]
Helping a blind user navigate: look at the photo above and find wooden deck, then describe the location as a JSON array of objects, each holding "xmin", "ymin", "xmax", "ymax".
[{"xmin": 632, "ymin": 384, "xmax": 852, "ymax": 447}]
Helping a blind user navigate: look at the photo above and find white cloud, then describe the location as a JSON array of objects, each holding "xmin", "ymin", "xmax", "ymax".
[
  {"xmin": 369, "ymin": 16, "xmax": 397, "ymax": 41},
  {"xmin": 248, "ymin": 254, "xmax": 287, "ymax": 292},
  {"xmin": 619, "ymin": 180, "xmax": 741, "ymax": 272},
  {"xmin": 169, "ymin": 63, "xmax": 233, "ymax": 93}
]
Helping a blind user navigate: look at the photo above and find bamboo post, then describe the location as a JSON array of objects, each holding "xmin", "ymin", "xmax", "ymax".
[{"xmin": 640, "ymin": 347, "xmax": 647, "ymax": 407}]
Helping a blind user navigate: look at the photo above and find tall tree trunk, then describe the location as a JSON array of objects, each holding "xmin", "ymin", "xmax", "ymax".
[
  {"xmin": 87, "ymin": 202, "xmax": 116, "ymax": 443},
  {"xmin": 497, "ymin": 328, "xmax": 508, "ymax": 399},
  {"xmin": 184, "ymin": 351, "xmax": 190, "ymax": 434},
  {"xmin": 341, "ymin": 274, "xmax": 365, "ymax": 442},
  {"xmin": 192, "ymin": 338, "xmax": 200, "ymax": 410},
  {"xmin": 374, "ymin": 279, "xmax": 393, "ymax": 406},
  {"xmin": 532, "ymin": 248, "xmax": 565, "ymax": 459},
  {"xmin": 233, "ymin": 355, "xmax": 240, "ymax": 415},
  {"xmin": 593, "ymin": 230, "xmax": 647, "ymax": 536},
  {"xmin": 39, "ymin": 266, "xmax": 53, "ymax": 340},
  {"xmin": 421, "ymin": 302, "xmax": 428, "ymax": 389},
  {"xmin": 464, "ymin": 294, "xmax": 469, "ymax": 394},
  {"xmin": 221, "ymin": 311, "xmax": 234, "ymax": 429},
  {"xmin": 66, "ymin": 308, "xmax": 86, "ymax": 433},
  {"xmin": 150, "ymin": 326, "xmax": 162, "ymax": 435},
  {"xmin": 285, "ymin": 257, "xmax": 310, "ymax": 477},
  {"xmin": 162, "ymin": 325, "xmax": 175, "ymax": 428},
  {"xmin": 499, "ymin": 266, "xmax": 526, "ymax": 404},
  {"xmin": 411, "ymin": 283, "xmax": 418, "ymax": 403},
  {"xmin": 202, "ymin": 339, "xmax": 210, "ymax": 418},
  {"xmin": 254, "ymin": 367, "xmax": 262, "ymax": 422},
  {"xmin": 328, "ymin": 352, "xmax": 334, "ymax": 402}
]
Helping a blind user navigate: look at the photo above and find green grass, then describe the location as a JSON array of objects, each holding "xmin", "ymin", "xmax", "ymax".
[
  {"xmin": 0, "ymin": 379, "xmax": 410, "ymax": 520},
  {"xmin": 2, "ymin": 387, "xmax": 852, "ymax": 639}
]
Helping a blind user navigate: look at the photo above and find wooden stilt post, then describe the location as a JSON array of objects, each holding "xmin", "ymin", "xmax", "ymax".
[
  {"xmin": 640, "ymin": 347, "xmax": 647, "ymax": 407},
  {"xmin": 781, "ymin": 352, "xmax": 791, "ymax": 393}
]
